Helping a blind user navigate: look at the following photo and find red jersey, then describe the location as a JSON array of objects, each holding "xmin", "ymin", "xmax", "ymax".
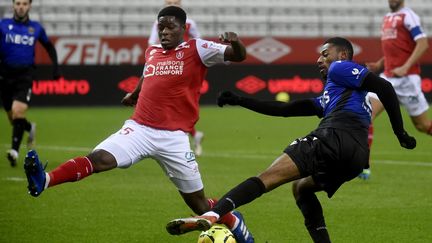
[
  {"xmin": 381, "ymin": 7, "xmax": 427, "ymax": 77},
  {"xmin": 132, "ymin": 39, "xmax": 227, "ymax": 132}
]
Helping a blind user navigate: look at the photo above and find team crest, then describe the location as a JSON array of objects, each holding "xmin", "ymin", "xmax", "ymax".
[
  {"xmin": 176, "ymin": 51, "xmax": 184, "ymax": 60},
  {"xmin": 28, "ymin": 27, "xmax": 35, "ymax": 34},
  {"xmin": 185, "ymin": 152, "xmax": 196, "ymax": 162},
  {"xmin": 8, "ymin": 24, "xmax": 13, "ymax": 30}
]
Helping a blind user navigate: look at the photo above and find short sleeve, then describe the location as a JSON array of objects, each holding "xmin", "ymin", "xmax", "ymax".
[
  {"xmin": 404, "ymin": 9, "xmax": 427, "ymax": 41},
  {"xmin": 195, "ymin": 38, "xmax": 228, "ymax": 67},
  {"xmin": 328, "ymin": 61, "xmax": 369, "ymax": 89}
]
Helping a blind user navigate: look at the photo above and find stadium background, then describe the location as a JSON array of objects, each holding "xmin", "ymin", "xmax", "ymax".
[
  {"xmin": 1, "ymin": 1, "xmax": 432, "ymax": 242},
  {"xmin": 1, "ymin": 0, "xmax": 431, "ymax": 106}
]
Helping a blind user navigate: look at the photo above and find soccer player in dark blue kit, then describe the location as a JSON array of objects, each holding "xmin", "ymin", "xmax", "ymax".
[
  {"xmin": 0, "ymin": 0, "xmax": 60, "ymax": 166},
  {"xmin": 166, "ymin": 37, "xmax": 417, "ymax": 242}
]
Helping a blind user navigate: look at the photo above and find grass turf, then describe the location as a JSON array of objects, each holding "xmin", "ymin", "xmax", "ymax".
[{"xmin": 0, "ymin": 106, "xmax": 431, "ymax": 242}]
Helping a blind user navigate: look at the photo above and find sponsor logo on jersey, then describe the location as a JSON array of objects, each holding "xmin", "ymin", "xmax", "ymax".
[
  {"xmin": 5, "ymin": 33, "xmax": 35, "ymax": 46},
  {"xmin": 144, "ymin": 60, "xmax": 184, "ymax": 77}
]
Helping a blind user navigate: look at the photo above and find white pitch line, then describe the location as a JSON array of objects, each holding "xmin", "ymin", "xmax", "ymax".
[{"xmin": 2, "ymin": 144, "xmax": 431, "ymax": 167}]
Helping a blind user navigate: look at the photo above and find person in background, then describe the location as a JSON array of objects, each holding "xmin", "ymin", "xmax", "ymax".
[
  {"xmin": 148, "ymin": 0, "xmax": 204, "ymax": 156},
  {"xmin": 0, "ymin": 0, "xmax": 60, "ymax": 167},
  {"xmin": 361, "ymin": 0, "xmax": 430, "ymax": 180}
]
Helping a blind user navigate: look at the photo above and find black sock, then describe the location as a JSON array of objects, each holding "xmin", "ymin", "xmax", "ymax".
[
  {"xmin": 296, "ymin": 193, "xmax": 331, "ymax": 243},
  {"xmin": 12, "ymin": 118, "xmax": 30, "ymax": 151},
  {"xmin": 212, "ymin": 177, "xmax": 266, "ymax": 217}
]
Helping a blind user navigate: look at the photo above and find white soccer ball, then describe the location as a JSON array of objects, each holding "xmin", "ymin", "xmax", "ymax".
[{"xmin": 197, "ymin": 224, "xmax": 237, "ymax": 243}]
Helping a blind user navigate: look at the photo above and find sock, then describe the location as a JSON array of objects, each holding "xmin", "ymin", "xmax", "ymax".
[
  {"xmin": 11, "ymin": 118, "xmax": 29, "ymax": 151},
  {"xmin": 48, "ymin": 157, "xmax": 94, "ymax": 187},
  {"xmin": 365, "ymin": 123, "xmax": 374, "ymax": 169},
  {"xmin": 207, "ymin": 198, "xmax": 237, "ymax": 230},
  {"xmin": 212, "ymin": 177, "xmax": 266, "ymax": 217},
  {"xmin": 427, "ymin": 121, "xmax": 432, "ymax": 135},
  {"xmin": 296, "ymin": 193, "xmax": 331, "ymax": 243},
  {"xmin": 190, "ymin": 128, "xmax": 196, "ymax": 137}
]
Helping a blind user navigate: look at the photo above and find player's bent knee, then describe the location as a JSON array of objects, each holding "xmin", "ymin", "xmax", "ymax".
[{"xmin": 87, "ymin": 150, "xmax": 117, "ymax": 172}]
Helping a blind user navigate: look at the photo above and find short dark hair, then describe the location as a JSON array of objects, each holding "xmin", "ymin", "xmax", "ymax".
[
  {"xmin": 12, "ymin": 0, "xmax": 33, "ymax": 3},
  {"xmin": 157, "ymin": 6, "xmax": 186, "ymax": 24},
  {"xmin": 324, "ymin": 37, "xmax": 354, "ymax": 60}
]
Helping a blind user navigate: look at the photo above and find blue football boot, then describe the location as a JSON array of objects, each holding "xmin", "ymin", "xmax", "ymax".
[
  {"xmin": 24, "ymin": 150, "xmax": 46, "ymax": 197},
  {"xmin": 231, "ymin": 211, "xmax": 254, "ymax": 243}
]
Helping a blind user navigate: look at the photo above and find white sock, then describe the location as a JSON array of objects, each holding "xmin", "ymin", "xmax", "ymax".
[
  {"xmin": 44, "ymin": 173, "xmax": 50, "ymax": 189},
  {"xmin": 202, "ymin": 211, "xmax": 220, "ymax": 220}
]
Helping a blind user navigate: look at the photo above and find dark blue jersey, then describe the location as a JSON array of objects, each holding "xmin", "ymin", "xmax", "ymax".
[
  {"xmin": 0, "ymin": 18, "xmax": 49, "ymax": 68},
  {"xmin": 313, "ymin": 60, "xmax": 372, "ymax": 129}
]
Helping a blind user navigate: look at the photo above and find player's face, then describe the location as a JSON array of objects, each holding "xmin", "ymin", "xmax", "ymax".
[
  {"xmin": 317, "ymin": 43, "xmax": 343, "ymax": 79},
  {"xmin": 13, "ymin": 0, "xmax": 31, "ymax": 21},
  {"xmin": 158, "ymin": 16, "xmax": 185, "ymax": 50},
  {"xmin": 388, "ymin": 0, "xmax": 403, "ymax": 12}
]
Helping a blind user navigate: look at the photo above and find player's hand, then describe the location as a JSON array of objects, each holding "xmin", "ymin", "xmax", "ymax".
[
  {"xmin": 365, "ymin": 62, "xmax": 382, "ymax": 73},
  {"xmin": 121, "ymin": 92, "xmax": 138, "ymax": 106},
  {"xmin": 396, "ymin": 131, "xmax": 416, "ymax": 149},
  {"xmin": 217, "ymin": 91, "xmax": 241, "ymax": 107},
  {"xmin": 391, "ymin": 65, "xmax": 409, "ymax": 77},
  {"xmin": 219, "ymin": 32, "xmax": 239, "ymax": 43}
]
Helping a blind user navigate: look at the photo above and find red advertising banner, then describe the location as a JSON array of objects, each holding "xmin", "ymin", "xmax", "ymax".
[{"xmin": 35, "ymin": 37, "xmax": 432, "ymax": 65}]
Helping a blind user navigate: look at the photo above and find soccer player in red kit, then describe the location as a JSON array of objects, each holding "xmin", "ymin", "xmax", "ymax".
[
  {"xmin": 24, "ymin": 6, "xmax": 254, "ymax": 243},
  {"xmin": 148, "ymin": 0, "xmax": 204, "ymax": 156},
  {"xmin": 360, "ymin": 0, "xmax": 430, "ymax": 179}
]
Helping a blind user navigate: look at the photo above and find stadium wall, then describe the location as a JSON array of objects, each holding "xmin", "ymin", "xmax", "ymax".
[{"xmin": 30, "ymin": 37, "xmax": 432, "ymax": 106}]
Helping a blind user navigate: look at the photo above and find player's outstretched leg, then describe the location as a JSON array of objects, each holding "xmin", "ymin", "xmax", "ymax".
[
  {"xmin": 357, "ymin": 168, "xmax": 371, "ymax": 180},
  {"xmin": 193, "ymin": 130, "xmax": 204, "ymax": 156},
  {"xmin": 166, "ymin": 211, "xmax": 254, "ymax": 243},
  {"xmin": 27, "ymin": 122, "xmax": 36, "ymax": 149},
  {"xmin": 24, "ymin": 150, "xmax": 46, "ymax": 197},
  {"xmin": 6, "ymin": 149, "xmax": 18, "ymax": 167}
]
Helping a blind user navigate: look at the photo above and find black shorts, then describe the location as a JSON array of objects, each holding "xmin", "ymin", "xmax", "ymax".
[
  {"xmin": 284, "ymin": 127, "xmax": 369, "ymax": 198},
  {"xmin": 0, "ymin": 67, "xmax": 33, "ymax": 111}
]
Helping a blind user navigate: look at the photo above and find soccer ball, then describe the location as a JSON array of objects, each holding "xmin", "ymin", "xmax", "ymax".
[{"xmin": 197, "ymin": 224, "xmax": 237, "ymax": 243}]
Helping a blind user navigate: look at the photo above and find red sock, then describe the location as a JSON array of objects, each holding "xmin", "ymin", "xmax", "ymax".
[
  {"xmin": 48, "ymin": 157, "xmax": 94, "ymax": 187},
  {"xmin": 368, "ymin": 123, "xmax": 374, "ymax": 148},
  {"xmin": 207, "ymin": 198, "xmax": 236, "ymax": 229},
  {"xmin": 190, "ymin": 128, "xmax": 196, "ymax": 137},
  {"xmin": 427, "ymin": 121, "xmax": 432, "ymax": 135}
]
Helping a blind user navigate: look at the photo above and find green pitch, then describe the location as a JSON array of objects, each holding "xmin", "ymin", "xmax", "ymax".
[{"xmin": 0, "ymin": 106, "xmax": 431, "ymax": 242}]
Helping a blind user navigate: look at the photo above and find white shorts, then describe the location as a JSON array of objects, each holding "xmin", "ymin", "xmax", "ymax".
[
  {"xmin": 367, "ymin": 74, "xmax": 429, "ymax": 116},
  {"xmin": 94, "ymin": 119, "xmax": 203, "ymax": 193}
]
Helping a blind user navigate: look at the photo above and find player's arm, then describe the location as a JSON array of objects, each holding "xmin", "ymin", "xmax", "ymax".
[
  {"xmin": 365, "ymin": 57, "xmax": 384, "ymax": 73},
  {"xmin": 40, "ymin": 40, "xmax": 60, "ymax": 79},
  {"xmin": 392, "ymin": 37, "xmax": 429, "ymax": 77},
  {"xmin": 217, "ymin": 91, "xmax": 322, "ymax": 117},
  {"xmin": 219, "ymin": 32, "xmax": 246, "ymax": 62},
  {"xmin": 121, "ymin": 75, "xmax": 144, "ymax": 106},
  {"xmin": 360, "ymin": 72, "xmax": 416, "ymax": 149}
]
